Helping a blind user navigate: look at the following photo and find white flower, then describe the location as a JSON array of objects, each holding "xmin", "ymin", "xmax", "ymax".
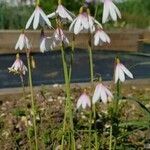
[
  {"xmin": 47, "ymin": 4, "xmax": 75, "ymax": 22},
  {"xmin": 54, "ymin": 28, "xmax": 69, "ymax": 43},
  {"xmin": 102, "ymin": 0, "xmax": 121, "ymax": 23},
  {"xmin": 115, "ymin": 58, "xmax": 133, "ymax": 83},
  {"xmin": 50, "ymin": 28, "xmax": 69, "ymax": 49},
  {"xmin": 92, "ymin": 83, "xmax": 113, "ymax": 104},
  {"xmin": 94, "ymin": 29, "xmax": 110, "ymax": 46},
  {"xmin": 15, "ymin": 33, "xmax": 30, "ymax": 50},
  {"xmin": 8, "ymin": 54, "xmax": 27, "ymax": 75},
  {"xmin": 77, "ymin": 93, "xmax": 91, "ymax": 109},
  {"xmin": 69, "ymin": 7, "xmax": 102, "ymax": 34},
  {"xmin": 40, "ymin": 37, "xmax": 47, "ymax": 53},
  {"xmin": 40, "ymin": 36, "xmax": 53, "ymax": 53},
  {"xmin": 25, "ymin": 6, "xmax": 52, "ymax": 30}
]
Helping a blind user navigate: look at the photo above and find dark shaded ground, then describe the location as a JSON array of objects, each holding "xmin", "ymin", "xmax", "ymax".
[{"xmin": 0, "ymin": 44, "xmax": 150, "ymax": 88}]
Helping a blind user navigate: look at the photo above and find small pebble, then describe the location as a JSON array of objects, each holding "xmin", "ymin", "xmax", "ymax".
[{"xmin": 48, "ymin": 98, "xmax": 53, "ymax": 102}]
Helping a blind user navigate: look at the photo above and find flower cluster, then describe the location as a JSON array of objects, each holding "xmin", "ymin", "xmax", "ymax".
[{"xmin": 77, "ymin": 57, "xmax": 133, "ymax": 110}]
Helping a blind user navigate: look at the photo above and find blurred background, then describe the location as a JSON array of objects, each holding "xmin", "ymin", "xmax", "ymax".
[{"xmin": 0, "ymin": 0, "xmax": 149, "ymax": 29}]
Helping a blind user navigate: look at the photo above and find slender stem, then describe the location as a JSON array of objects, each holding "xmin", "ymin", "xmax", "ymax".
[
  {"xmin": 60, "ymin": 44, "xmax": 75, "ymax": 150},
  {"xmin": 88, "ymin": 34, "xmax": 96, "ymax": 149},
  {"xmin": 88, "ymin": 35, "xmax": 94, "ymax": 83},
  {"xmin": 109, "ymin": 125, "xmax": 113, "ymax": 150},
  {"xmin": 20, "ymin": 75, "xmax": 25, "ymax": 99},
  {"xmin": 115, "ymin": 80, "xmax": 120, "ymax": 115},
  {"xmin": 94, "ymin": 5, "xmax": 98, "ymax": 19},
  {"xmin": 36, "ymin": 0, "xmax": 40, "ymax": 5},
  {"xmin": 88, "ymin": 34, "xmax": 99, "ymax": 149},
  {"xmin": 68, "ymin": 34, "xmax": 75, "ymax": 82},
  {"xmin": 88, "ymin": 103, "xmax": 92, "ymax": 150},
  {"xmin": 20, "ymin": 75, "xmax": 32, "ymax": 149},
  {"xmin": 112, "ymin": 80, "xmax": 121, "ymax": 150},
  {"xmin": 26, "ymin": 52, "xmax": 38, "ymax": 150}
]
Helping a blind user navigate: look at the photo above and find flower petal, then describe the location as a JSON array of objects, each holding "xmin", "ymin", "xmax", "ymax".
[
  {"xmin": 74, "ymin": 16, "xmax": 82, "ymax": 34},
  {"xmin": 47, "ymin": 12, "xmax": 57, "ymax": 18},
  {"xmin": 94, "ymin": 32, "xmax": 100, "ymax": 46},
  {"xmin": 102, "ymin": 1, "xmax": 109, "ymax": 23},
  {"xmin": 92, "ymin": 84, "xmax": 101, "ymax": 104},
  {"xmin": 69, "ymin": 18, "xmax": 77, "ymax": 33},
  {"xmin": 120, "ymin": 64, "xmax": 133, "ymax": 79},
  {"xmin": 100, "ymin": 85, "xmax": 107, "ymax": 103},
  {"xmin": 77, "ymin": 96, "xmax": 82, "ymax": 109},
  {"xmin": 109, "ymin": 2, "xmax": 117, "ymax": 21},
  {"xmin": 33, "ymin": 8, "xmax": 40, "ymax": 29},
  {"xmin": 40, "ymin": 38, "xmax": 46, "ymax": 53},
  {"xmin": 25, "ymin": 9, "xmax": 35, "ymax": 29},
  {"xmin": 15, "ymin": 34, "xmax": 22, "ymax": 50},
  {"xmin": 118, "ymin": 64, "xmax": 125, "ymax": 82},
  {"xmin": 104, "ymin": 86, "xmax": 113, "ymax": 98},
  {"xmin": 39, "ymin": 7, "xmax": 52, "ymax": 28},
  {"xmin": 115, "ymin": 65, "xmax": 119, "ymax": 83},
  {"xmin": 112, "ymin": 2, "xmax": 121, "ymax": 19}
]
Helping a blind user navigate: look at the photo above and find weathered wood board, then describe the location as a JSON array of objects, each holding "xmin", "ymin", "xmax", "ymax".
[{"xmin": 0, "ymin": 29, "xmax": 148, "ymax": 54}]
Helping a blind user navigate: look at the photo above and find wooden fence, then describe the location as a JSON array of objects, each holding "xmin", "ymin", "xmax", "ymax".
[{"xmin": 0, "ymin": 29, "xmax": 149, "ymax": 54}]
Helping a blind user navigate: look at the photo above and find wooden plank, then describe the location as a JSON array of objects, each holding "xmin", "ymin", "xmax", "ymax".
[
  {"xmin": 0, "ymin": 30, "xmax": 143, "ymax": 54},
  {"xmin": 142, "ymin": 30, "xmax": 150, "ymax": 44}
]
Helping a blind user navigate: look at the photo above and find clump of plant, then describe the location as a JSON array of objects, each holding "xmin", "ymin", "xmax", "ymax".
[{"xmin": 6, "ymin": 0, "xmax": 150, "ymax": 149}]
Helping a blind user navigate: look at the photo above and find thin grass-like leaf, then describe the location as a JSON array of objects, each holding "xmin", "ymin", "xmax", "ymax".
[{"xmin": 125, "ymin": 97, "xmax": 150, "ymax": 117}]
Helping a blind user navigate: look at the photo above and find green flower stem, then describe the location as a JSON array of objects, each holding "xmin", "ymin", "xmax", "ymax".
[
  {"xmin": 111, "ymin": 80, "xmax": 121, "ymax": 150},
  {"xmin": 109, "ymin": 125, "xmax": 113, "ymax": 150},
  {"xmin": 94, "ymin": 5, "xmax": 98, "ymax": 19},
  {"xmin": 20, "ymin": 75, "xmax": 32, "ymax": 149},
  {"xmin": 60, "ymin": 44, "xmax": 75, "ymax": 150},
  {"xmin": 36, "ymin": 0, "xmax": 40, "ymax": 5},
  {"xmin": 88, "ymin": 35, "xmax": 94, "ymax": 83},
  {"xmin": 88, "ymin": 103, "xmax": 92, "ymax": 150},
  {"xmin": 20, "ymin": 75, "xmax": 25, "ymax": 99},
  {"xmin": 88, "ymin": 34, "xmax": 99, "ymax": 149},
  {"xmin": 68, "ymin": 34, "xmax": 75, "ymax": 82},
  {"xmin": 114, "ymin": 81, "xmax": 121, "ymax": 149},
  {"xmin": 88, "ymin": 35, "xmax": 93, "ymax": 149},
  {"xmin": 116, "ymin": 80, "xmax": 121, "ymax": 114},
  {"xmin": 26, "ymin": 52, "xmax": 38, "ymax": 150}
]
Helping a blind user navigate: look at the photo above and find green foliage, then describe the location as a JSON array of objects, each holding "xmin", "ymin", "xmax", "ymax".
[
  {"xmin": 0, "ymin": 0, "xmax": 149, "ymax": 29},
  {"xmin": 12, "ymin": 108, "xmax": 26, "ymax": 117},
  {"xmin": 0, "ymin": 3, "xmax": 34, "ymax": 29},
  {"xmin": 119, "ymin": 0, "xmax": 150, "ymax": 28}
]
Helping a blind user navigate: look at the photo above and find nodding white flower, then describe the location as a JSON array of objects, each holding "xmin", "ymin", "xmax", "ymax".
[
  {"xmin": 77, "ymin": 92, "xmax": 91, "ymax": 109},
  {"xmin": 54, "ymin": 28, "xmax": 69, "ymax": 43},
  {"xmin": 102, "ymin": 0, "xmax": 121, "ymax": 23},
  {"xmin": 115, "ymin": 58, "xmax": 133, "ymax": 83},
  {"xmin": 8, "ymin": 54, "xmax": 27, "ymax": 75},
  {"xmin": 40, "ymin": 29, "xmax": 52, "ymax": 53},
  {"xmin": 92, "ymin": 83, "xmax": 113, "ymax": 104},
  {"xmin": 94, "ymin": 29, "xmax": 110, "ymax": 46},
  {"xmin": 25, "ymin": 6, "xmax": 52, "ymax": 30},
  {"xmin": 40, "ymin": 36, "xmax": 54, "ymax": 52},
  {"xmin": 40, "ymin": 37, "xmax": 46, "ymax": 52},
  {"xmin": 47, "ymin": 4, "xmax": 75, "ymax": 22},
  {"xmin": 15, "ymin": 33, "xmax": 31, "ymax": 50},
  {"xmin": 69, "ymin": 7, "xmax": 102, "ymax": 34},
  {"xmin": 50, "ymin": 28, "xmax": 69, "ymax": 49}
]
